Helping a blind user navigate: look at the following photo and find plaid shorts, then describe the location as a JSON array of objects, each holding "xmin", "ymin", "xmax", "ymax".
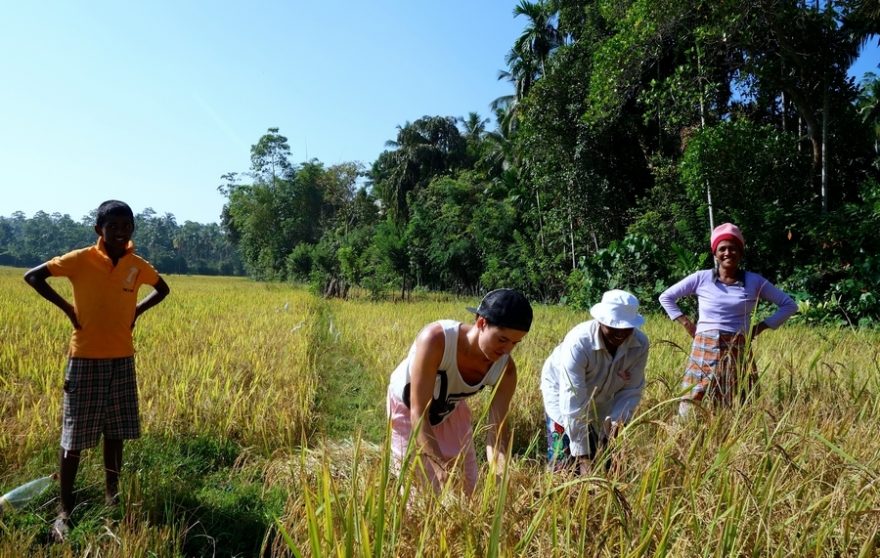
[
  {"xmin": 682, "ymin": 331, "xmax": 757, "ymax": 406},
  {"xmin": 61, "ymin": 357, "xmax": 140, "ymax": 451}
]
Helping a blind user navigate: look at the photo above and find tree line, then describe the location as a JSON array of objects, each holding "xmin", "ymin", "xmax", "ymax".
[
  {"xmin": 4, "ymin": 0, "xmax": 879, "ymax": 325},
  {"xmin": 220, "ymin": 0, "xmax": 880, "ymax": 325},
  {"xmin": 0, "ymin": 209, "xmax": 243, "ymax": 276}
]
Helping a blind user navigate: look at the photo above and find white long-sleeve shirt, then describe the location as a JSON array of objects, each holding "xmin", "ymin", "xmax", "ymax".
[{"xmin": 540, "ymin": 320, "xmax": 649, "ymax": 457}]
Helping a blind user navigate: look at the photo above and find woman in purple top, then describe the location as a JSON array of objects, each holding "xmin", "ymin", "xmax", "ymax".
[{"xmin": 659, "ymin": 223, "xmax": 797, "ymax": 416}]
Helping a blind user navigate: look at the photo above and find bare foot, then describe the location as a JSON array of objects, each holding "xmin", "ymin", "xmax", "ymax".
[{"xmin": 51, "ymin": 515, "xmax": 70, "ymax": 543}]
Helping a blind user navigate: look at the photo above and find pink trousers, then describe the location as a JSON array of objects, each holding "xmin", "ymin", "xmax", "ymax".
[{"xmin": 387, "ymin": 387, "xmax": 478, "ymax": 494}]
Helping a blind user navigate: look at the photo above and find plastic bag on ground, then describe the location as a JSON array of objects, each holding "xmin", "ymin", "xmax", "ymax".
[{"xmin": 0, "ymin": 474, "xmax": 57, "ymax": 514}]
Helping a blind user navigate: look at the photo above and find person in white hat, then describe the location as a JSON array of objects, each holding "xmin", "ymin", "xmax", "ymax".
[{"xmin": 540, "ymin": 289, "xmax": 649, "ymax": 473}]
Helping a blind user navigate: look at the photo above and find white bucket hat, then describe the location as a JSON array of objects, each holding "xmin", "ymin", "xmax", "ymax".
[{"xmin": 589, "ymin": 289, "xmax": 645, "ymax": 329}]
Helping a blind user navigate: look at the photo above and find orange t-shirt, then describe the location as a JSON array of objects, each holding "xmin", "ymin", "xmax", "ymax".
[{"xmin": 47, "ymin": 238, "xmax": 160, "ymax": 358}]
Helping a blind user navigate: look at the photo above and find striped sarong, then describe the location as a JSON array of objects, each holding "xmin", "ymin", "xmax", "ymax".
[{"xmin": 681, "ymin": 330, "xmax": 758, "ymax": 409}]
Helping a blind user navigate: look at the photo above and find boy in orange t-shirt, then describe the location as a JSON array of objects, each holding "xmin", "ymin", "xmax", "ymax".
[{"xmin": 24, "ymin": 200, "xmax": 170, "ymax": 541}]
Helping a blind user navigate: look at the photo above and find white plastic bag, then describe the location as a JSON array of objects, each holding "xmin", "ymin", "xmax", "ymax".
[{"xmin": 0, "ymin": 474, "xmax": 56, "ymax": 514}]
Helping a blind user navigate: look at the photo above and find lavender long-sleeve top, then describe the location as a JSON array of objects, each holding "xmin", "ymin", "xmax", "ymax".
[{"xmin": 659, "ymin": 270, "xmax": 797, "ymax": 334}]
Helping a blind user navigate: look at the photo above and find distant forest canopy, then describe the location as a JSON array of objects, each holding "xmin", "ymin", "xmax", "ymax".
[
  {"xmin": 5, "ymin": 0, "xmax": 880, "ymax": 326},
  {"xmin": 0, "ymin": 209, "xmax": 244, "ymax": 276}
]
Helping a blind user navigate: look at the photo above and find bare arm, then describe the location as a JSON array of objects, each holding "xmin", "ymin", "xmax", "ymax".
[
  {"xmin": 408, "ymin": 323, "xmax": 449, "ymax": 468},
  {"xmin": 675, "ymin": 315, "xmax": 696, "ymax": 338},
  {"xmin": 132, "ymin": 276, "xmax": 170, "ymax": 327},
  {"xmin": 660, "ymin": 272, "xmax": 701, "ymax": 337},
  {"xmin": 486, "ymin": 358, "xmax": 517, "ymax": 477},
  {"xmin": 755, "ymin": 277, "xmax": 797, "ymax": 334},
  {"xmin": 23, "ymin": 264, "xmax": 80, "ymax": 329}
]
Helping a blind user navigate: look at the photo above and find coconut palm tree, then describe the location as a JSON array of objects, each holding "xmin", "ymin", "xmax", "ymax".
[
  {"xmin": 512, "ymin": 0, "xmax": 561, "ymax": 77},
  {"xmin": 857, "ymin": 72, "xmax": 880, "ymax": 162},
  {"xmin": 490, "ymin": 0, "xmax": 560, "ymax": 122},
  {"xmin": 371, "ymin": 117, "xmax": 467, "ymax": 223}
]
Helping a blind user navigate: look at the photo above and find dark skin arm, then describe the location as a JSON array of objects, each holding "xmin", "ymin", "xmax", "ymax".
[
  {"xmin": 674, "ymin": 315, "xmax": 696, "ymax": 338},
  {"xmin": 23, "ymin": 264, "xmax": 80, "ymax": 329},
  {"xmin": 752, "ymin": 321, "xmax": 769, "ymax": 337},
  {"xmin": 132, "ymin": 276, "xmax": 170, "ymax": 327},
  {"xmin": 24, "ymin": 264, "xmax": 170, "ymax": 329}
]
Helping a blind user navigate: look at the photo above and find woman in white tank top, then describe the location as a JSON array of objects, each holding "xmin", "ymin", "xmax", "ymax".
[{"xmin": 387, "ymin": 289, "xmax": 532, "ymax": 495}]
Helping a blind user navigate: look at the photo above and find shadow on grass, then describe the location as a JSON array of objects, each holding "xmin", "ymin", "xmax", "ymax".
[
  {"xmin": 3, "ymin": 433, "xmax": 287, "ymax": 556},
  {"xmin": 127, "ymin": 434, "xmax": 286, "ymax": 557}
]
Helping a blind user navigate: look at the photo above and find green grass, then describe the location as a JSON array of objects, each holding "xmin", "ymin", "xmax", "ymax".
[
  {"xmin": 1, "ymin": 434, "xmax": 287, "ymax": 557},
  {"xmin": 312, "ymin": 300, "xmax": 388, "ymax": 442}
]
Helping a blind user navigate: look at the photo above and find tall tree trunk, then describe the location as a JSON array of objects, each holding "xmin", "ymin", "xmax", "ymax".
[
  {"xmin": 536, "ymin": 187, "xmax": 546, "ymax": 249},
  {"xmin": 821, "ymin": 85, "xmax": 829, "ymax": 213},
  {"xmin": 781, "ymin": 91, "xmax": 787, "ymax": 132},
  {"xmin": 567, "ymin": 180, "xmax": 576, "ymax": 269},
  {"xmin": 798, "ymin": 114, "xmax": 803, "ymax": 154},
  {"xmin": 820, "ymin": 0, "xmax": 832, "ymax": 213},
  {"xmin": 785, "ymin": 87, "xmax": 823, "ymax": 195},
  {"xmin": 697, "ymin": 43, "xmax": 714, "ymax": 232}
]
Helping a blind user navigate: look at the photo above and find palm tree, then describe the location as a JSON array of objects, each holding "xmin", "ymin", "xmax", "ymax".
[
  {"xmin": 857, "ymin": 72, "xmax": 880, "ymax": 162},
  {"xmin": 481, "ymin": 108, "xmax": 517, "ymax": 178},
  {"xmin": 457, "ymin": 112, "xmax": 489, "ymax": 145},
  {"xmin": 512, "ymin": 0, "xmax": 561, "ymax": 77},
  {"xmin": 491, "ymin": 0, "xmax": 559, "ymax": 118},
  {"xmin": 457, "ymin": 112, "xmax": 490, "ymax": 166},
  {"xmin": 489, "ymin": 0, "xmax": 559, "ymax": 250},
  {"xmin": 372, "ymin": 117, "xmax": 467, "ymax": 223}
]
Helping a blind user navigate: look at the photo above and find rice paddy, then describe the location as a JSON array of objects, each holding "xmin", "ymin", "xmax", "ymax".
[{"xmin": 1, "ymin": 266, "xmax": 879, "ymax": 557}]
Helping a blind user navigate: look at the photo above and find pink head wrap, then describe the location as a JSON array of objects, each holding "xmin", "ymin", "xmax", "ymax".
[{"xmin": 710, "ymin": 223, "xmax": 744, "ymax": 253}]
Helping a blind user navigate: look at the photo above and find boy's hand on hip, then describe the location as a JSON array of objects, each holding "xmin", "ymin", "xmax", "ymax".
[{"xmin": 65, "ymin": 306, "xmax": 81, "ymax": 329}]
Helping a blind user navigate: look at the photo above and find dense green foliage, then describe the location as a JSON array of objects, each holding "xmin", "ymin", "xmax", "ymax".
[
  {"xmin": 214, "ymin": 1, "xmax": 878, "ymax": 325},
  {"xmin": 4, "ymin": 1, "xmax": 879, "ymax": 324}
]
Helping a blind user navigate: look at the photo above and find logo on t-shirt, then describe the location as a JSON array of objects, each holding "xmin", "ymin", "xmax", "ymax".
[{"xmin": 123, "ymin": 266, "xmax": 139, "ymax": 292}]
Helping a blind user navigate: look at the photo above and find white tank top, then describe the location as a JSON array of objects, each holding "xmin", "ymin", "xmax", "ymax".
[{"xmin": 388, "ymin": 319, "xmax": 510, "ymax": 426}]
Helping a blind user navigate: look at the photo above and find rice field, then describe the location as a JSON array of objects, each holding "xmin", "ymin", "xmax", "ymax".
[{"xmin": 1, "ymin": 266, "xmax": 879, "ymax": 557}]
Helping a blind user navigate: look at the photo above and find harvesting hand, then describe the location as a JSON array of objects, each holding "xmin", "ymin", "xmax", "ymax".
[
  {"xmin": 425, "ymin": 453, "xmax": 453, "ymax": 486},
  {"xmin": 577, "ymin": 455, "xmax": 592, "ymax": 476}
]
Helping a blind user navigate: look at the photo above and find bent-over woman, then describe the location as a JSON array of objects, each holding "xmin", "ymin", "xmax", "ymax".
[{"xmin": 387, "ymin": 288, "xmax": 532, "ymax": 494}]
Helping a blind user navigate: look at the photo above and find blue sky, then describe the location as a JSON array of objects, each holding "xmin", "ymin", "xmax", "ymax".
[{"xmin": 1, "ymin": 3, "xmax": 877, "ymax": 225}]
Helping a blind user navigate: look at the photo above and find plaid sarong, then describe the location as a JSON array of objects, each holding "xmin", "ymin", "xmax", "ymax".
[
  {"xmin": 681, "ymin": 330, "xmax": 757, "ymax": 408},
  {"xmin": 61, "ymin": 357, "xmax": 140, "ymax": 451}
]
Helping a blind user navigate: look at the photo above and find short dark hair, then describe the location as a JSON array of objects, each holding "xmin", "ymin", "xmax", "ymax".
[
  {"xmin": 96, "ymin": 200, "xmax": 135, "ymax": 228},
  {"xmin": 466, "ymin": 288, "xmax": 533, "ymax": 332}
]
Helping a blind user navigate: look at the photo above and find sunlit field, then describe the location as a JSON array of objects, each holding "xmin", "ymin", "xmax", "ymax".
[{"xmin": 2, "ymin": 266, "xmax": 879, "ymax": 557}]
